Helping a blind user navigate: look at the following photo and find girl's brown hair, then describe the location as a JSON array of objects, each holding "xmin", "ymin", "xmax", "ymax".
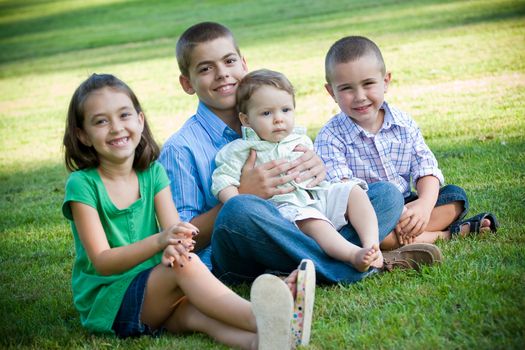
[{"xmin": 63, "ymin": 73, "xmax": 159, "ymax": 172}]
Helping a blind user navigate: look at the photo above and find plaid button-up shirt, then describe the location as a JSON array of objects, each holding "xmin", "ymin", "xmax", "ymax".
[{"xmin": 314, "ymin": 102, "xmax": 444, "ymax": 198}]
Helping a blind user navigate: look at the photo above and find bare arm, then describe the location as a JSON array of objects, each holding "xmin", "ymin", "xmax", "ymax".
[
  {"xmin": 401, "ymin": 175, "xmax": 440, "ymax": 236},
  {"xmin": 218, "ymin": 185, "xmax": 240, "ymax": 203}
]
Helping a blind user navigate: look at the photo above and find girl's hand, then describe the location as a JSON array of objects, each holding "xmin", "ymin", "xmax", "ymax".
[
  {"xmin": 158, "ymin": 222, "xmax": 199, "ymax": 250},
  {"xmin": 162, "ymin": 244, "xmax": 193, "ymax": 268}
]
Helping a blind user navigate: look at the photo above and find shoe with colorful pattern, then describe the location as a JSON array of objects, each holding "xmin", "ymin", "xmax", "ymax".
[{"xmin": 291, "ymin": 259, "xmax": 316, "ymax": 347}]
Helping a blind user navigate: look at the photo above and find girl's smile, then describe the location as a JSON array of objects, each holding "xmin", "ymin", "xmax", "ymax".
[{"xmin": 78, "ymin": 87, "xmax": 144, "ymax": 167}]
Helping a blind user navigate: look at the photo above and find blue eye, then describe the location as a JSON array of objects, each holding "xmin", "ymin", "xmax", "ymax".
[
  {"xmin": 282, "ymin": 107, "xmax": 291, "ymax": 113},
  {"xmin": 262, "ymin": 111, "xmax": 271, "ymax": 117}
]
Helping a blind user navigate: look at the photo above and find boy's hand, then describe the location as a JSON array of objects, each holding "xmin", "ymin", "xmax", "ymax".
[
  {"xmin": 288, "ymin": 145, "xmax": 326, "ymax": 187},
  {"xmin": 395, "ymin": 207, "xmax": 415, "ymax": 245},
  {"xmin": 239, "ymin": 149, "xmax": 297, "ymax": 199},
  {"xmin": 399, "ymin": 200, "xmax": 432, "ymax": 238}
]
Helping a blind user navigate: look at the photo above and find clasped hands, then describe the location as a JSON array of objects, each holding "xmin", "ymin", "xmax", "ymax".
[{"xmin": 159, "ymin": 222, "xmax": 199, "ymax": 268}]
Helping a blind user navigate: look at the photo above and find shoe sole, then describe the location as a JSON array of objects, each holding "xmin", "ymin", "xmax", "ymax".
[
  {"xmin": 251, "ymin": 274, "xmax": 294, "ymax": 350},
  {"xmin": 293, "ymin": 259, "xmax": 316, "ymax": 347}
]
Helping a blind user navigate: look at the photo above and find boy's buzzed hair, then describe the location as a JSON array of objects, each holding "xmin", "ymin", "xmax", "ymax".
[
  {"xmin": 176, "ymin": 22, "xmax": 241, "ymax": 77},
  {"xmin": 236, "ymin": 69, "xmax": 295, "ymax": 115},
  {"xmin": 325, "ymin": 36, "xmax": 386, "ymax": 83}
]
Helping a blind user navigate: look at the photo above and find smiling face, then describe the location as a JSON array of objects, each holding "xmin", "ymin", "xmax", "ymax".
[
  {"xmin": 239, "ymin": 85, "xmax": 295, "ymax": 142},
  {"xmin": 179, "ymin": 37, "xmax": 248, "ymax": 121},
  {"xmin": 78, "ymin": 87, "xmax": 144, "ymax": 168},
  {"xmin": 325, "ymin": 53, "xmax": 391, "ymax": 132}
]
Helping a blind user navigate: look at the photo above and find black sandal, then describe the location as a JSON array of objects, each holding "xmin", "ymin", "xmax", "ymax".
[{"xmin": 450, "ymin": 212, "xmax": 499, "ymax": 237}]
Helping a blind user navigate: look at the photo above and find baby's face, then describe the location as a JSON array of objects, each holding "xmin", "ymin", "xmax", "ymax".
[{"xmin": 240, "ymin": 85, "xmax": 295, "ymax": 142}]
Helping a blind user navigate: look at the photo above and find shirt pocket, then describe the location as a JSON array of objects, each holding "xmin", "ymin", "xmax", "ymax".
[{"xmin": 388, "ymin": 141, "xmax": 412, "ymax": 176}]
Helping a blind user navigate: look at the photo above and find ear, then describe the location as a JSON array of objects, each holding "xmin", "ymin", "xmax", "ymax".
[
  {"xmin": 383, "ymin": 72, "xmax": 392, "ymax": 93},
  {"xmin": 240, "ymin": 56, "xmax": 248, "ymax": 73},
  {"xmin": 324, "ymin": 83, "xmax": 336, "ymax": 102},
  {"xmin": 138, "ymin": 111, "xmax": 145, "ymax": 133},
  {"xmin": 179, "ymin": 74, "xmax": 195, "ymax": 95},
  {"xmin": 239, "ymin": 112, "xmax": 250, "ymax": 126},
  {"xmin": 76, "ymin": 127, "xmax": 92, "ymax": 147}
]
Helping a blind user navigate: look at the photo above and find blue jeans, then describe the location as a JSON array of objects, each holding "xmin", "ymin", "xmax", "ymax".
[
  {"xmin": 404, "ymin": 184, "xmax": 469, "ymax": 222},
  {"xmin": 211, "ymin": 181, "xmax": 404, "ymax": 284}
]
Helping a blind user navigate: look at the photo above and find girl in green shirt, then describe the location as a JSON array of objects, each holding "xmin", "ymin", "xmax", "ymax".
[{"xmin": 62, "ymin": 73, "xmax": 315, "ymax": 349}]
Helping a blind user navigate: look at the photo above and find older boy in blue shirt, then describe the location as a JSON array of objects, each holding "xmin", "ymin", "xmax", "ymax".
[{"xmin": 160, "ymin": 23, "xmax": 440, "ymax": 283}]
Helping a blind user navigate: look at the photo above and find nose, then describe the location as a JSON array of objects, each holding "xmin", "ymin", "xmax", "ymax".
[
  {"xmin": 215, "ymin": 64, "xmax": 229, "ymax": 80},
  {"xmin": 355, "ymin": 87, "xmax": 366, "ymax": 101},
  {"xmin": 110, "ymin": 119, "xmax": 124, "ymax": 134},
  {"xmin": 273, "ymin": 112, "xmax": 284, "ymax": 124}
]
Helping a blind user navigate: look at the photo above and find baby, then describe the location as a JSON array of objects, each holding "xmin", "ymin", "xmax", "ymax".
[{"xmin": 212, "ymin": 69, "xmax": 383, "ymax": 272}]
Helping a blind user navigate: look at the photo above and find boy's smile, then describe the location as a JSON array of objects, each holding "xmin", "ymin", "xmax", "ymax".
[
  {"xmin": 180, "ymin": 37, "xmax": 248, "ymax": 122},
  {"xmin": 325, "ymin": 54, "xmax": 391, "ymax": 133}
]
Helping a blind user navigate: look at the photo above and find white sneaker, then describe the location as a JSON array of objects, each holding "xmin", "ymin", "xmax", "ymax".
[
  {"xmin": 291, "ymin": 259, "xmax": 316, "ymax": 347},
  {"xmin": 251, "ymin": 274, "xmax": 294, "ymax": 350}
]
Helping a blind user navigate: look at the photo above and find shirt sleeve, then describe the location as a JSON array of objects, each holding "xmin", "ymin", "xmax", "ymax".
[
  {"xmin": 151, "ymin": 161, "xmax": 170, "ymax": 195},
  {"xmin": 408, "ymin": 119, "xmax": 445, "ymax": 187},
  {"xmin": 62, "ymin": 171, "xmax": 97, "ymax": 221},
  {"xmin": 211, "ymin": 142, "xmax": 246, "ymax": 198},
  {"xmin": 314, "ymin": 125, "xmax": 354, "ymax": 181},
  {"xmin": 159, "ymin": 143, "xmax": 203, "ymax": 222}
]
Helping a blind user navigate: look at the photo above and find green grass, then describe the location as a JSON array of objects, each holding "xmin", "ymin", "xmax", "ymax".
[{"xmin": 1, "ymin": 0, "xmax": 524, "ymax": 348}]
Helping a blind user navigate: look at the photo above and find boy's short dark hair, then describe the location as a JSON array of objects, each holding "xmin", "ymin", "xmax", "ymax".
[
  {"xmin": 176, "ymin": 22, "xmax": 241, "ymax": 77},
  {"xmin": 236, "ymin": 69, "xmax": 295, "ymax": 115},
  {"xmin": 325, "ymin": 36, "xmax": 386, "ymax": 83}
]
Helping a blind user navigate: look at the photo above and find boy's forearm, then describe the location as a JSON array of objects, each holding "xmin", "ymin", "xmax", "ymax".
[
  {"xmin": 189, "ymin": 204, "xmax": 223, "ymax": 250},
  {"xmin": 415, "ymin": 175, "xmax": 440, "ymax": 209},
  {"xmin": 218, "ymin": 186, "xmax": 239, "ymax": 203}
]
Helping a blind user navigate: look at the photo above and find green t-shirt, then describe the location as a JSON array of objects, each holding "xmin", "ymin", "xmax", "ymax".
[{"xmin": 62, "ymin": 161, "xmax": 170, "ymax": 333}]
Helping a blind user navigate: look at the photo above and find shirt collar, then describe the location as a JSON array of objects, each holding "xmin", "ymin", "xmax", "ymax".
[
  {"xmin": 195, "ymin": 101, "xmax": 240, "ymax": 142},
  {"xmin": 241, "ymin": 126, "xmax": 302, "ymax": 143},
  {"xmin": 382, "ymin": 101, "xmax": 410, "ymax": 129},
  {"xmin": 338, "ymin": 101, "xmax": 409, "ymax": 143}
]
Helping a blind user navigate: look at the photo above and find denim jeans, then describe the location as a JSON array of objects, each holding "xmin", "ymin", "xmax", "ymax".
[
  {"xmin": 211, "ymin": 181, "xmax": 404, "ymax": 284},
  {"xmin": 404, "ymin": 184, "xmax": 469, "ymax": 222}
]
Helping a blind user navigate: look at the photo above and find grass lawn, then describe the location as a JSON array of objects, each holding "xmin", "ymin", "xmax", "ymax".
[{"xmin": 1, "ymin": 0, "xmax": 524, "ymax": 348}]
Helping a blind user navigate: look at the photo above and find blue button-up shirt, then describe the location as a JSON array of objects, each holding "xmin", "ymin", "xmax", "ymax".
[{"xmin": 159, "ymin": 102, "xmax": 240, "ymax": 222}]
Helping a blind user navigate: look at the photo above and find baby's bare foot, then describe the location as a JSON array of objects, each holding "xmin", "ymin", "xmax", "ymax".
[
  {"xmin": 369, "ymin": 244, "xmax": 384, "ymax": 269},
  {"xmin": 350, "ymin": 246, "xmax": 380, "ymax": 272}
]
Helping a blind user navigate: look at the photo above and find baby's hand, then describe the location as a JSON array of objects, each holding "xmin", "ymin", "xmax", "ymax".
[{"xmin": 158, "ymin": 222, "xmax": 198, "ymax": 250}]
